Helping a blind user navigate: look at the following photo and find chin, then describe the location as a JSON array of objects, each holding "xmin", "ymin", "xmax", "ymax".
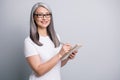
[
  {"xmin": 42, "ymin": 24, "xmax": 49, "ymax": 28},
  {"xmin": 43, "ymin": 23, "xmax": 50, "ymax": 27}
]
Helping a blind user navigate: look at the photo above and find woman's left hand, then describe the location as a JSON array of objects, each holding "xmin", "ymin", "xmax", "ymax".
[{"xmin": 67, "ymin": 50, "xmax": 78, "ymax": 60}]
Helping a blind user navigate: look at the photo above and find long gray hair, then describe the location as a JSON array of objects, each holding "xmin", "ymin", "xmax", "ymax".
[{"xmin": 30, "ymin": 2, "xmax": 60, "ymax": 47}]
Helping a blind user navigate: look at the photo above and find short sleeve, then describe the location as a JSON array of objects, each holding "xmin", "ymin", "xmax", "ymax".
[{"xmin": 24, "ymin": 37, "xmax": 38, "ymax": 57}]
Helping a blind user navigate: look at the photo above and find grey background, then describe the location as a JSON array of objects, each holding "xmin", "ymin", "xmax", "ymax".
[{"xmin": 0, "ymin": 0, "xmax": 120, "ymax": 80}]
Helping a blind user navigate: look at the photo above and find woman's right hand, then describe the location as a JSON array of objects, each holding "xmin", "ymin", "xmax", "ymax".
[{"xmin": 59, "ymin": 43, "xmax": 72, "ymax": 57}]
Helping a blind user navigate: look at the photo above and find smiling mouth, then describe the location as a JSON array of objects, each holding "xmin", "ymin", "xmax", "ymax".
[{"xmin": 41, "ymin": 21, "xmax": 49, "ymax": 24}]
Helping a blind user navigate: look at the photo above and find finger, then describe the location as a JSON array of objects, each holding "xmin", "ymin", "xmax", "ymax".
[
  {"xmin": 69, "ymin": 55, "xmax": 75, "ymax": 59},
  {"xmin": 65, "ymin": 43, "xmax": 72, "ymax": 48},
  {"xmin": 64, "ymin": 45, "xmax": 72, "ymax": 51},
  {"xmin": 72, "ymin": 52, "xmax": 76, "ymax": 55},
  {"xmin": 70, "ymin": 53, "xmax": 75, "ymax": 57},
  {"xmin": 73, "ymin": 50, "xmax": 78, "ymax": 53}
]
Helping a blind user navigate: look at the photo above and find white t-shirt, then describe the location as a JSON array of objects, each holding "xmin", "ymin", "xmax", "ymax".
[{"xmin": 24, "ymin": 35, "xmax": 62, "ymax": 80}]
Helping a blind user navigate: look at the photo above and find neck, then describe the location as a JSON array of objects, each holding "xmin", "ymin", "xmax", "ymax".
[{"xmin": 38, "ymin": 27, "xmax": 48, "ymax": 37}]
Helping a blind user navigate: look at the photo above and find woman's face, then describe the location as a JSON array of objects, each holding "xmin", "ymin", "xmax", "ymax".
[{"xmin": 34, "ymin": 7, "xmax": 51, "ymax": 29}]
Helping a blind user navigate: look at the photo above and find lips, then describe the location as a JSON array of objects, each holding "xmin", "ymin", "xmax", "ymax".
[
  {"xmin": 36, "ymin": 19, "xmax": 50, "ymax": 27},
  {"xmin": 41, "ymin": 20, "xmax": 48, "ymax": 24}
]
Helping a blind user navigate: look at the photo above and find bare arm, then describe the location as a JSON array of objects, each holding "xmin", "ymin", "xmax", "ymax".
[
  {"xmin": 26, "ymin": 43, "xmax": 71, "ymax": 77},
  {"xmin": 26, "ymin": 53, "xmax": 61, "ymax": 76}
]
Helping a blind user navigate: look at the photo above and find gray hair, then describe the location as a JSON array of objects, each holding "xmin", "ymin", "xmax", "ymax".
[{"xmin": 30, "ymin": 2, "xmax": 60, "ymax": 47}]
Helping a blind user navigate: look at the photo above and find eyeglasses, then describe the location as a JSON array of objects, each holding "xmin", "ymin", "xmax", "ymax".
[{"xmin": 34, "ymin": 13, "xmax": 52, "ymax": 18}]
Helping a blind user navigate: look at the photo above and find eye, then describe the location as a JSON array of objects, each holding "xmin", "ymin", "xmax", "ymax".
[
  {"xmin": 34, "ymin": 14, "xmax": 42, "ymax": 17},
  {"xmin": 34, "ymin": 13, "xmax": 52, "ymax": 18}
]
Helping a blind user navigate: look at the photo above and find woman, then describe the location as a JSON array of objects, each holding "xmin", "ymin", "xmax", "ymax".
[{"xmin": 24, "ymin": 2, "xmax": 78, "ymax": 80}]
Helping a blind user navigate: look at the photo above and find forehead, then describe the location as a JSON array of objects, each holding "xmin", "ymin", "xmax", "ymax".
[{"xmin": 34, "ymin": 6, "xmax": 50, "ymax": 13}]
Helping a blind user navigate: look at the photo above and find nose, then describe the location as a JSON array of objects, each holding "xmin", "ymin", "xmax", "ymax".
[
  {"xmin": 41, "ymin": 15, "xmax": 47, "ymax": 20},
  {"xmin": 43, "ymin": 15, "xmax": 47, "ymax": 19}
]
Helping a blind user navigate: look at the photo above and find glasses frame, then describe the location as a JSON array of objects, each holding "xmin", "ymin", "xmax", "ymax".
[{"xmin": 34, "ymin": 13, "xmax": 52, "ymax": 19}]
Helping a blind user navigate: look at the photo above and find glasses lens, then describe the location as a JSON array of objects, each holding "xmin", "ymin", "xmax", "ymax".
[{"xmin": 34, "ymin": 13, "xmax": 51, "ymax": 18}]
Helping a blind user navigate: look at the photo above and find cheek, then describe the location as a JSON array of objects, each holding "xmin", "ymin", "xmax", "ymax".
[
  {"xmin": 35, "ymin": 18, "xmax": 40, "ymax": 22},
  {"xmin": 48, "ymin": 20, "xmax": 51, "ymax": 24},
  {"xmin": 34, "ymin": 19, "xmax": 41, "ymax": 25}
]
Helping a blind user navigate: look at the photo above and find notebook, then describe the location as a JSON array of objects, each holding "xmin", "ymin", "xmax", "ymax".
[{"xmin": 61, "ymin": 43, "xmax": 82, "ymax": 60}]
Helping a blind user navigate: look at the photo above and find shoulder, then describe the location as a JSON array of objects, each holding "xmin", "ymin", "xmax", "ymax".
[
  {"xmin": 24, "ymin": 36, "xmax": 30, "ymax": 43},
  {"xmin": 24, "ymin": 36, "xmax": 38, "ymax": 57},
  {"xmin": 24, "ymin": 36, "xmax": 35, "ymax": 45}
]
